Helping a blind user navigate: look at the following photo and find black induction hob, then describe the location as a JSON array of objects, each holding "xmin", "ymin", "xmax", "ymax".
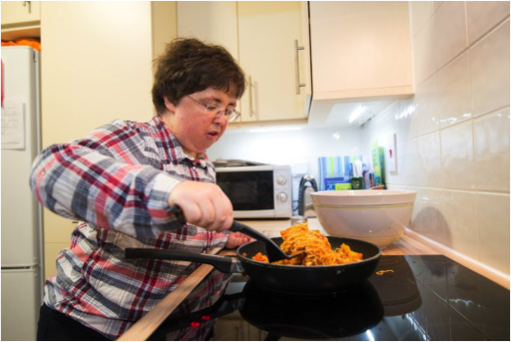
[{"xmin": 152, "ymin": 255, "xmax": 510, "ymax": 341}]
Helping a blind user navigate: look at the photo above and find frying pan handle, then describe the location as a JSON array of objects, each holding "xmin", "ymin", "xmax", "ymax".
[{"xmin": 124, "ymin": 248, "xmax": 241, "ymax": 274}]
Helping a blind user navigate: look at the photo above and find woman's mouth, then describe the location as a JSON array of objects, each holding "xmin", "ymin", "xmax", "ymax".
[{"xmin": 207, "ymin": 131, "xmax": 219, "ymax": 139}]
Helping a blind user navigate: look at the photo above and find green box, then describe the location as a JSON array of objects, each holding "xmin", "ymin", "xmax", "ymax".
[
  {"xmin": 334, "ymin": 183, "xmax": 352, "ymax": 190},
  {"xmin": 350, "ymin": 177, "xmax": 364, "ymax": 190}
]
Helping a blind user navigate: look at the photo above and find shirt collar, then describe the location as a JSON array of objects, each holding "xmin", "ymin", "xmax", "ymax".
[{"xmin": 150, "ymin": 116, "xmax": 211, "ymax": 170}]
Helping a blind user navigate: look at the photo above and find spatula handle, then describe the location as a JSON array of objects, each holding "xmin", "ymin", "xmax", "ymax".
[{"xmin": 124, "ymin": 248, "xmax": 238, "ymax": 273}]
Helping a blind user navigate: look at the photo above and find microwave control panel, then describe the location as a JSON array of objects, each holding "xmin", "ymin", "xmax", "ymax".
[{"xmin": 273, "ymin": 166, "xmax": 292, "ymax": 216}]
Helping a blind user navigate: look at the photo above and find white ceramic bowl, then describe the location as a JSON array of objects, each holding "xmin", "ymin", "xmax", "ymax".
[{"xmin": 311, "ymin": 190, "xmax": 416, "ymax": 248}]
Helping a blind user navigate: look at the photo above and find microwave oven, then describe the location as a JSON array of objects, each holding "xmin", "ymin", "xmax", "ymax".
[{"xmin": 215, "ymin": 164, "xmax": 293, "ymax": 219}]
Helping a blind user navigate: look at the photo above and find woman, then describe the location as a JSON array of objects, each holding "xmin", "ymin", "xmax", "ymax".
[{"xmin": 32, "ymin": 38, "xmax": 249, "ymax": 340}]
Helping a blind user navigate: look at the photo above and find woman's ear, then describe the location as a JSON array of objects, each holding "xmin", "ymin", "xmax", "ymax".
[{"xmin": 163, "ymin": 96, "xmax": 176, "ymax": 113}]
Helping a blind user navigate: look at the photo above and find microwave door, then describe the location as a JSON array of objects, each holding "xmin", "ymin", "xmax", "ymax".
[{"xmin": 217, "ymin": 171, "xmax": 275, "ymax": 217}]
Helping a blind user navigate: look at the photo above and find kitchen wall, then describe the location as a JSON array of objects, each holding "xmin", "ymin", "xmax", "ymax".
[{"xmin": 362, "ymin": 1, "xmax": 510, "ymax": 276}]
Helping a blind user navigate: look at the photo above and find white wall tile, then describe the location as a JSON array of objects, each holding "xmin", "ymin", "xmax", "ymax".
[
  {"xmin": 396, "ymin": 138, "xmax": 418, "ymax": 185},
  {"xmin": 470, "ymin": 19, "xmax": 510, "ymax": 116},
  {"xmin": 417, "ymin": 132, "xmax": 442, "ymax": 188},
  {"xmin": 360, "ymin": 102, "xmax": 417, "ymax": 187},
  {"xmin": 434, "ymin": 1, "xmax": 467, "ymax": 70},
  {"xmin": 414, "ymin": 188, "xmax": 448, "ymax": 245},
  {"xmin": 466, "ymin": 1, "xmax": 511, "ymax": 46},
  {"xmin": 441, "ymin": 121, "xmax": 476, "ymax": 190},
  {"xmin": 409, "ymin": 186, "xmax": 421, "ymax": 230},
  {"xmin": 477, "ymin": 192, "xmax": 510, "ymax": 274},
  {"xmin": 387, "ymin": 184, "xmax": 420, "ymax": 229},
  {"xmin": 437, "ymin": 52, "xmax": 473, "ymax": 128},
  {"xmin": 415, "ymin": 74, "xmax": 440, "ymax": 136},
  {"xmin": 442, "ymin": 190, "xmax": 479, "ymax": 256},
  {"xmin": 409, "ymin": 1, "xmax": 435, "ymax": 38},
  {"xmin": 474, "ymin": 108, "xmax": 510, "ymax": 192},
  {"xmin": 412, "ymin": 15, "xmax": 437, "ymax": 86},
  {"xmin": 397, "ymin": 97, "xmax": 418, "ymax": 142}
]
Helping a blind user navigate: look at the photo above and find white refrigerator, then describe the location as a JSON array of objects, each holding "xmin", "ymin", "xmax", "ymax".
[{"xmin": 1, "ymin": 46, "xmax": 44, "ymax": 341}]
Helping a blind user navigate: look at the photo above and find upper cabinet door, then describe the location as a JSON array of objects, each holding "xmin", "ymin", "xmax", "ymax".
[
  {"xmin": 309, "ymin": 1, "xmax": 413, "ymax": 101},
  {"xmin": 40, "ymin": 1, "xmax": 155, "ymax": 147},
  {"xmin": 238, "ymin": 1, "xmax": 310, "ymax": 123},
  {"xmin": 177, "ymin": 1, "xmax": 238, "ymax": 61},
  {"xmin": 1, "ymin": 1, "xmax": 41, "ymax": 26}
]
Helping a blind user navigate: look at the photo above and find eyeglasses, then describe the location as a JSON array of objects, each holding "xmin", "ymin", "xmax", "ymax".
[{"xmin": 187, "ymin": 95, "xmax": 240, "ymax": 122}]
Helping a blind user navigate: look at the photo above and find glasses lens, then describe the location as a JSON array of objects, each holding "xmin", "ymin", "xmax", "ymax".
[{"xmin": 228, "ymin": 110, "xmax": 240, "ymax": 122}]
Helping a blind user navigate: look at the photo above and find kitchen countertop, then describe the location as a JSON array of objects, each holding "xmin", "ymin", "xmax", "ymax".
[{"xmin": 239, "ymin": 218, "xmax": 510, "ymax": 290}]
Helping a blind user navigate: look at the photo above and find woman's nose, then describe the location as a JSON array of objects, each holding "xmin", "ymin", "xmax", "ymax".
[{"xmin": 213, "ymin": 112, "xmax": 228, "ymax": 125}]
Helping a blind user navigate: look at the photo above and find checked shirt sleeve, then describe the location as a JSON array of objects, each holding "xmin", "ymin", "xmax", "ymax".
[{"xmin": 29, "ymin": 120, "xmax": 183, "ymax": 238}]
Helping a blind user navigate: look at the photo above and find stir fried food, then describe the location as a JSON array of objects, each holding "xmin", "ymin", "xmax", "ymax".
[{"xmin": 251, "ymin": 223, "xmax": 363, "ymax": 266}]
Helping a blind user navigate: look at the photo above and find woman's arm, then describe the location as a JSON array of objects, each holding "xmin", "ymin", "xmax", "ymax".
[{"xmin": 30, "ymin": 120, "xmax": 182, "ymax": 238}]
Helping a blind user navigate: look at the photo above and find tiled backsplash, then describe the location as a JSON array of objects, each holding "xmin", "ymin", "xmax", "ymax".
[{"xmin": 363, "ymin": 1, "xmax": 509, "ymax": 275}]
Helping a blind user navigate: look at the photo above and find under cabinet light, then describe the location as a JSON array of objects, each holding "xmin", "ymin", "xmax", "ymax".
[{"xmin": 348, "ymin": 105, "xmax": 365, "ymax": 123}]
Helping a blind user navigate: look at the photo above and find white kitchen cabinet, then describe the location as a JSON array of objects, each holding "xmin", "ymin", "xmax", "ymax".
[
  {"xmin": 177, "ymin": 1, "xmax": 311, "ymax": 125},
  {"xmin": 39, "ymin": 1, "xmax": 176, "ymax": 279},
  {"xmin": 1, "ymin": 1, "xmax": 41, "ymax": 42},
  {"xmin": 1, "ymin": 1, "xmax": 41, "ymax": 26},
  {"xmin": 177, "ymin": 1, "xmax": 238, "ymax": 60},
  {"xmin": 237, "ymin": 1, "xmax": 310, "ymax": 123},
  {"xmin": 309, "ymin": 1, "xmax": 413, "ymax": 101}
]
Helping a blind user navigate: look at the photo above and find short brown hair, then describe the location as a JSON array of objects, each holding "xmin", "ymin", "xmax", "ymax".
[{"xmin": 152, "ymin": 38, "xmax": 246, "ymax": 115}]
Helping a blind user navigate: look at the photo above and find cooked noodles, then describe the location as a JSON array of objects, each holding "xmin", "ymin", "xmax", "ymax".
[{"xmin": 251, "ymin": 223, "xmax": 363, "ymax": 266}]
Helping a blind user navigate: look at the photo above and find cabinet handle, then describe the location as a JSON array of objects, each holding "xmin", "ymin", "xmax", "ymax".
[
  {"xmin": 248, "ymin": 75, "xmax": 254, "ymax": 117},
  {"xmin": 294, "ymin": 40, "xmax": 306, "ymax": 95},
  {"xmin": 23, "ymin": 1, "xmax": 32, "ymax": 14}
]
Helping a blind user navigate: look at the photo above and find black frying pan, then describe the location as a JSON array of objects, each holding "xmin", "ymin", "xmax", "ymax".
[{"xmin": 125, "ymin": 236, "xmax": 381, "ymax": 295}]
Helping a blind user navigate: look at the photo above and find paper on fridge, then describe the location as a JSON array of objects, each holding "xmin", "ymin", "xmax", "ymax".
[{"xmin": 1, "ymin": 97, "xmax": 25, "ymax": 150}]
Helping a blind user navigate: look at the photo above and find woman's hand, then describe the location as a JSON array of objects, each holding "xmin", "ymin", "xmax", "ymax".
[
  {"xmin": 167, "ymin": 180, "xmax": 233, "ymax": 232},
  {"xmin": 225, "ymin": 232, "xmax": 253, "ymax": 249}
]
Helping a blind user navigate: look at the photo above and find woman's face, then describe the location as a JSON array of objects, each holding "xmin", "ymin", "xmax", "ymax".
[{"xmin": 161, "ymin": 87, "xmax": 238, "ymax": 159}]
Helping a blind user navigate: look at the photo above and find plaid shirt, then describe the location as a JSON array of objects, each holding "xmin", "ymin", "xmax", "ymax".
[{"xmin": 30, "ymin": 116, "xmax": 231, "ymax": 340}]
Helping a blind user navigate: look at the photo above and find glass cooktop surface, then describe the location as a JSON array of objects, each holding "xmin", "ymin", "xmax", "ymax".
[{"xmin": 151, "ymin": 255, "xmax": 510, "ymax": 341}]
